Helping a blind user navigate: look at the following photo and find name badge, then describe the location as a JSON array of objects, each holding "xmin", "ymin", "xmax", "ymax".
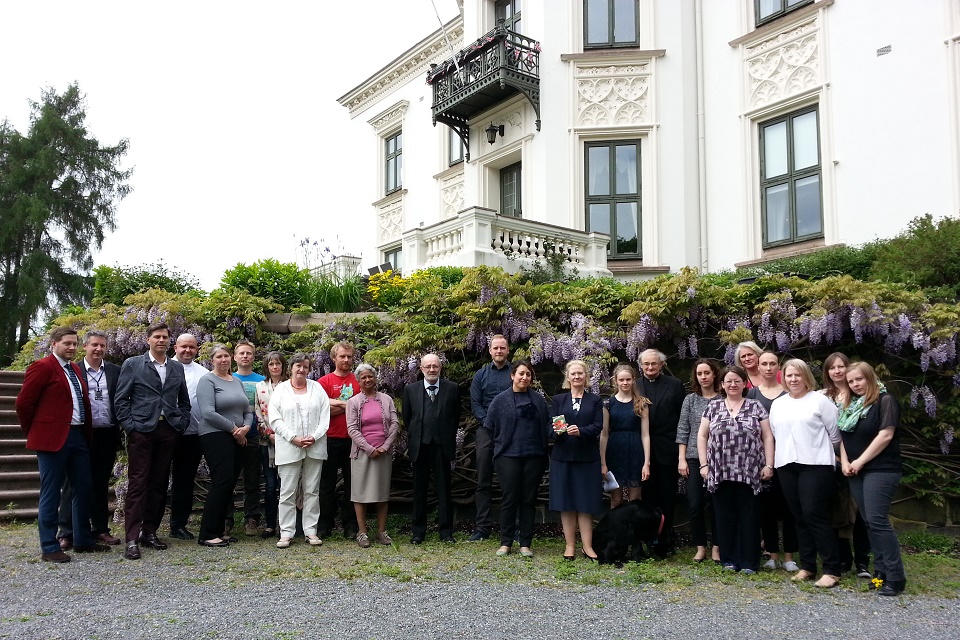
[{"xmin": 94, "ymin": 390, "xmax": 103, "ymax": 401}]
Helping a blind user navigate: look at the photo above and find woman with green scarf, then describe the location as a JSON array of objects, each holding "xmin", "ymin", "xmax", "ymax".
[{"xmin": 838, "ymin": 362, "xmax": 905, "ymax": 597}]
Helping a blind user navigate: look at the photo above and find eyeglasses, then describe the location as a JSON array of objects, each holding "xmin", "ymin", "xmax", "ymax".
[{"xmin": 723, "ymin": 380, "xmax": 743, "ymax": 386}]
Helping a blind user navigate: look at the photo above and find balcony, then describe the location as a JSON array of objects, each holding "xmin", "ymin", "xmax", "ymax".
[
  {"xmin": 427, "ymin": 20, "xmax": 541, "ymax": 160},
  {"xmin": 401, "ymin": 207, "xmax": 610, "ymax": 279}
]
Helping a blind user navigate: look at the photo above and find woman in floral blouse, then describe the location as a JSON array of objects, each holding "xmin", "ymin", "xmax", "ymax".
[{"xmin": 697, "ymin": 365, "xmax": 774, "ymax": 574}]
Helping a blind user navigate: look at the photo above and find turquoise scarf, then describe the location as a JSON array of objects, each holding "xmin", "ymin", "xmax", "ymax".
[{"xmin": 837, "ymin": 382, "xmax": 886, "ymax": 432}]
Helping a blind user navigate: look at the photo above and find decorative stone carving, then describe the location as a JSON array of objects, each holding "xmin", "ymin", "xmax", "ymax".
[
  {"xmin": 745, "ymin": 19, "xmax": 820, "ymax": 109},
  {"xmin": 440, "ymin": 172, "xmax": 464, "ymax": 219},
  {"xmin": 575, "ymin": 63, "xmax": 651, "ymax": 127},
  {"xmin": 369, "ymin": 101, "xmax": 409, "ymax": 134},
  {"xmin": 378, "ymin": 197, "xmax": 404, "ymax": 244}
]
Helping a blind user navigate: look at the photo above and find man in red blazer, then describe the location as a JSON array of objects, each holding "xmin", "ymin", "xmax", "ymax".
[{"xmin": 15, "ymin": 327, "xmax": 110, "ymax": 562}]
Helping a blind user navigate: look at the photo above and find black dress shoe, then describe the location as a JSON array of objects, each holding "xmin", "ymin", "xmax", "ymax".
[
  {"xmin": 221, "ymin": 535, "xmax": 239, "ymax": 544},
  {"xmin": 198, "ymin": 539, "xmax": 230, "ymax": 547},
  {"xmin": 440, "ymin": 535, "xmax": 456, "ymax": 543},
  {"xmin": 139, "ymin": 534, "xmax": 168, "ymax": 550},
  {"xmin": 170, "ymin": 527, "xmax": 195, "ymax": 540},
  {"xmin": 411, "ymin": 536, "xmax": 424, "ymax": 545},
  {"xmin": 878, "ymin": 579, "xmax": 906, "ymax": 596},
  {"xmin": 582, "ymin": 550, "xmax": 598, "ymax": 562},
  {"xmin": 125, "ymin": 542, "xmax": 141, "ymax": 560},
  {"xmin": 466, "ymin": 530, "xmax": 489, "ymax": 542},
  {"xmin": 74, "ymin": 543, "xmax": 111, "ymax": 553},
  {"xmin": 563, "ymin": 555, "xmax": 576, "ymax": 561}
]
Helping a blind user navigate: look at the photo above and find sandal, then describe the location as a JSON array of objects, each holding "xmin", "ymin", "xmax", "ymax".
[
  {"xmin": 791, "ymin": 570, "xmax": 815, "ymax": 582},
  {"xmin": 814, "ymin": 574, "xmax": 840, "ymax": 589}
]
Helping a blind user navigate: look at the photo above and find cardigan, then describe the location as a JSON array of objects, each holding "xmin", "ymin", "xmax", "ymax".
[
  {"xmin": 675, "ymin": 393, "xmax": 714, "ymax": 461},
  {"xmin": 549, "ymin": 391, "xmax": 602, "ymax": 462},
  {"xmin": 346, "ymin": 391, "xmax": 400, "ymax": 459},
  {"xmin": 268, "ymin": 380, "xmax": 330, "ymax": 465},
  {"xmin": 483, "ymin": 388, "xmax": 551, "ymax": 460}
]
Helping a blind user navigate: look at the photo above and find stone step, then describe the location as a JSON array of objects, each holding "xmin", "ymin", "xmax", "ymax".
[
  {"xmin": 0, "ymin": 382, "xmax": 24, "ymax": 395},
  {"xmin": 0, "ymin": 470, "xmax": 41, "ymax": 490},
  {"xmin": 0, "ymin": 507, "xmax": 38, "ymax": 520},
  {"xmin": 0, "ymin": 488, "xmax": 40, "ymax": 502},
  {"xmin": 0, "ymin": 454, "xmax": 37, "ymax": 473},
  {"xmin": 0, "ymin": 409, "xmax": 20, "ymax": 425},
  {"xmin": 0, "ymin": 370, "xmax": 25, "ymax": 383},
  {"xmin": 0, "ymin": 438, "xmax": 28, "ymax": 453}
]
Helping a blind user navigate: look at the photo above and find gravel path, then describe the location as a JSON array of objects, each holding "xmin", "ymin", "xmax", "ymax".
[{"xmin": 1, "ymin": 543, "xmax": 958, "ymax": 640}]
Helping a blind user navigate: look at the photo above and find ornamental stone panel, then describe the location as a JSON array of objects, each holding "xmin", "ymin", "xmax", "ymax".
[
  {"xmin": 575, "ymin": 63, "xmax": 651, "ymax": 127},
  {"xmin": 745, "ymin": 18, "xmax": 820, "ymax": 110},
  {"xmin": 440, "ymin": 172, "xmax": 464, "ymax": 219},
  {"xmin": 378, "ymin": 197, "xmax": 404, "ymax": 244}
]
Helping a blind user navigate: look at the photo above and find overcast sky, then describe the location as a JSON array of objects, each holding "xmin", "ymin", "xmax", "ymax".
[{"xmin": 1, "ymin": 0, "xmax": 460, "ymax": 291}]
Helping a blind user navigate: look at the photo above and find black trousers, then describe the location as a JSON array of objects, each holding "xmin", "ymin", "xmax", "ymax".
[
  {"xmin": 778, "ymin": 463, "xmax": 841, "ymax": 575},
  {"xmin": 712, "ymin": 481, "xmax": 760, "ymax": 571},
  {"xmin": 494, "ymin": 455, "xmax": 547, "ymax": 547},
  {"xmin": 168, "ymin": 433, "xmax": 203, "ymax": 531},
  {"xmin": 260, "ymin": 445, "xmax": 279, "ymax": 530},
  {"xmin": 645, "ymin": 457, "xmax": 678, "ymax": 548},
  {"xmin": 58, "ymin": 427, "xmax": 120, "ymax": 538},
  {"xmin": 473, "ymin": 427, "xmax": 495, "ymax": 533},
  {"xmin": 759, "ymin": 470, "xmax": 798, "ymax": 554},
  {"xmin": 199, "ymin": 432, "xmax": 236, "ymax": 541},
  {"xmin": 226, "ymin": 441, "xmax": 261, "ymax": 527},
  {"xmin": 411, "ymin": 441, "xmax": 453, "ymax": 538},
  {"xmin": 685, "ymin": 459, "xmax": 718, "ymax": 548},
  {"xmin": 318, "ymin": 437, "xmax": 356, "ymax": 535}
]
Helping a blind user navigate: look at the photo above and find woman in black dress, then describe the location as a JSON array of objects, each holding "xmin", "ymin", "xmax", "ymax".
[{"xmin": 550, "ymin": 359, "xmax": 603, "ymax": 561}]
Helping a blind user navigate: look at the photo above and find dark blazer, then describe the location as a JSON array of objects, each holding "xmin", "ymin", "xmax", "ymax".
[
  {"xmin": 403, "ymin": 378, "xmax": 461, "ymax": 463},
  {"xmin": 637, "ymin": 373, "xmax": 686, "ymax": 463},
  {"xmin": 114, "ymin": 354, "xmax": 192, "ymax": 434},
  {"xmin": 550, "ymin": 392, "xmax": 603, "ymax": 463},
  {"xmin": 16, "ymin": 354, "xmax": 93, "ymax": 452}
]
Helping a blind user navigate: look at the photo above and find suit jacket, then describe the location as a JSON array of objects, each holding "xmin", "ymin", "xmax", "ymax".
[
  {"xmin": 550, "ymin": 391, "xmax": 603, "ymax": 463},
  {"xmin": 114, "ymin": 353, "xmax": 192, "ymax": 434},
  {"xmin": 16, "ymin": 354, "xmax": 93, "ymax": 452},
  {"xmin": 403, "ymin": 378, "xmax": 461, "ymax": 463},
  {"xmin": 637, "ymin": 373, "xmax": 686, "ymax": 464}
]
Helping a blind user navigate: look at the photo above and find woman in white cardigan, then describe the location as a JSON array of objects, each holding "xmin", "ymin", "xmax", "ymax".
[{"xmin": 268, "ymin": 353, "xmax": 330, "ymax": 549}]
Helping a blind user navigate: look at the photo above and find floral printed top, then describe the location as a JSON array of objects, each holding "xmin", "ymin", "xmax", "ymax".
[{"xmin": 702, "ymin": 397, "xmax": 768, "ymax": 495}]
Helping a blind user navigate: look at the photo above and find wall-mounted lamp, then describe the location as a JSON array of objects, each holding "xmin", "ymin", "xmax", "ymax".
[{"xmin": 485, "ymin": 122, "xmax": 505, "ymax": 145}]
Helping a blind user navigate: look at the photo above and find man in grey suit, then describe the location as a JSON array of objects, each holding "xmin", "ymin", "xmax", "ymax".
[
  {"xmin": 403, "ymin": 354, "xmax": 461, "ymax": 544},
  {"xmin": 114, "ymin": 322, "xmax": 191, "ymax": 560}
]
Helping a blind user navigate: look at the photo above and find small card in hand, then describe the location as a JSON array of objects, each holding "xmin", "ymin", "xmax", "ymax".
[{"xmin": 552, "ymin": 415, "xmax": 568, "ymax": 433}]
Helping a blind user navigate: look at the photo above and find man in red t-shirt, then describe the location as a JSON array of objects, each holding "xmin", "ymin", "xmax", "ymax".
[{"xmin": 317, "ymin": 342, "xmax": 360, "ymax": 539}]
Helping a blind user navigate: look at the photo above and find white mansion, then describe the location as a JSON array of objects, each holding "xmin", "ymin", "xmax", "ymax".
[{"xmin": 337, "ymin": 0, "xmax": 960, "ymax": 280}]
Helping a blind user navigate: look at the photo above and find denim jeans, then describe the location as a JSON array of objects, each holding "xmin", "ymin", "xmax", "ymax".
[
  {"xmin": 37, "ymin": 429, "xmax": 93, "ymax": 553},
  {"xmin": 848, "ymin": 471, "xmax": 905, "ymax": 581}
]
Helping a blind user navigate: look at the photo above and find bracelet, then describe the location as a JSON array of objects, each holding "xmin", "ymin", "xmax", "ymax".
[
  {"xmin": 764, "ymin": 465, "xmax": 773, "ymax": 470},
  {"xmin": 699, "ymin": 464, "xmax": 708, "ymax": 469}
]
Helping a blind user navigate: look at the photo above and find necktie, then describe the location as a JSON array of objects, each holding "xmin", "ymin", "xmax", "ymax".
[
  {"xmin": 428, "ymin": 385, "xmax": 438, "ymax": 402},
  {"xmin": 65, "ymin": 363, "xmax": 86, "ymax": 424}
]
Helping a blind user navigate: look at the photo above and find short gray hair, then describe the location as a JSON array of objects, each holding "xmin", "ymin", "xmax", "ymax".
[
  {"xmin": 354, "ymin": 363, "xmax": 377, "ymax": 378},
  {"xmin": 83, "ymin": 330, "xmax": 109, "ymax": 345},
  {"xmin": 639, "ymin": 349, "xmax": 666, "ymax": 363}
]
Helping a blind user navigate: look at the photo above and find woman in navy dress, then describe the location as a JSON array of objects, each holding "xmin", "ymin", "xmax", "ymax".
[
  {"xmin": 550, "ymin": 359, "xmax": 604, "ymax": 561},
  {"xmin": 600, "ymin": 363, "xmax": 651, "ymax": 507}
]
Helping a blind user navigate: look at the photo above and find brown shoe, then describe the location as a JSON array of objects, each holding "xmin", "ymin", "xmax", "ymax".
[
  {"xmin": 42, "ymin": 550, "xmax": 71, "ymax": 563},
  {"xmin": 356, "ymin": 532, "xmax": 371, "ymax": 548},
  {"xmin": 791, "ymin": 569, "xmax": 815, "ymax": 582},
  {"xmin": 814, "ymin": 574, "xmax": 840, "ymax": 589},
  {"xmin": 97, "ymin": 532, "xmax": 122, "ymax": 545},
  {"xmin": 58, "ymin": 536, "xmax": 73, "ymax": 551},
  {"xmin": 74, "ymin": 543, "xmax": 111, "ymax": 553},
  {"xmin": 124, "ymin": 542, "xmax": 141, "ymax": 560},
  {"xmin": 244, "ymin": 518, "xmax": 259, "ymax": 536}
]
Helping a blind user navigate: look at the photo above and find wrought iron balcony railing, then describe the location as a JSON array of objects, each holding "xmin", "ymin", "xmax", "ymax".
[{"xmin": 428, "ymin": 20, "xmax": 541, "ymax": 160}]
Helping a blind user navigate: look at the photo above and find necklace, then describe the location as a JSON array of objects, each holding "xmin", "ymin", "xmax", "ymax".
[
  {"xmin": 725, "ymin": 397, "xmax": 744, "ymax": 413},
  {"xmin": 291, "ymin": 381, "xmax": 307, "ymax": 391}
]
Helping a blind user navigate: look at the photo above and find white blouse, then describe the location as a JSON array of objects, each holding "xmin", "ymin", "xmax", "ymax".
[{"xmin": 768, "ymin": 391, "xmax": 840, "ymax": 468}]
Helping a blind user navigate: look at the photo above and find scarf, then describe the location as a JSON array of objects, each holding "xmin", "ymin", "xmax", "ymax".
[{"xmin": 837, "ymin": 382, "xmax": 886, "ymax": 432}]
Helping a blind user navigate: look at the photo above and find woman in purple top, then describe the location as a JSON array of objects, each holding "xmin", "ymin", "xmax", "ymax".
[
  {"xmin": 697, "ymin": 365, "xmax": 774, "ymax": 574},
  {"xmin": 346, "ymin": 363, "xmax": 399, "ymax": 548}
]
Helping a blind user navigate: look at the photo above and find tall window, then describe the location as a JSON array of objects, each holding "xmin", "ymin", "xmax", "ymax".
[
  {"xmin": 500, "ymin": 162, "xmax": 522, "ymax": 217},
  {"xmin": 755, "ymin": 0, "xmax": 814, "ymax": 26},
  {"xmin": 448, "ymin": 127, "xmax": 464, "ymax": 166},
  {"xmin": 759, "ymin": 107, "xmax": 822, "ymax": 247},
  {"xmin": 585, "ymin": 141, "xmax": 640, "ymax": 257},
  {"xmin": 584, "ymin": 0, "xmax": 639, "ymax": 49},
  {"xmin": 385, "ymin": 131, "xmax": 402, "ymax": 194},
  {"xmin": 495, "ymin": 0, "xmax": 521, "ymax": 32},
  {"xmin": 384, "ymin": 246, "xmax": 402, "ymax": 274}
]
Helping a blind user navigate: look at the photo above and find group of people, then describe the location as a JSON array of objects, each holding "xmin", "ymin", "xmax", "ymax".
[{"xmin": 15, "ymin": 327, "xmax": 906, "ymax": 595}]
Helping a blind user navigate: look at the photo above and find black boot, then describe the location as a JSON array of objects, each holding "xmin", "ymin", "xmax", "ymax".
[
  {"xmin": 878, "ymin": 578, "xmax": 906, "ymax": 596},
  {"xmin": 870, "ymin": 571, "xmax": 887, "ymax": 590}
]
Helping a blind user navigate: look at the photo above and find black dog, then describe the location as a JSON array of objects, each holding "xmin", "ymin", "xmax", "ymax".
[{"xmin": 592, "ymin": 500, "xmax": 664, "ymax": 565}]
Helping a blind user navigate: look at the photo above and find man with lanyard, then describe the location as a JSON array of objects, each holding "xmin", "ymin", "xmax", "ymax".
[{"xmin": 467, "ymin": 334, "xmax": 512, "ymax": 541}]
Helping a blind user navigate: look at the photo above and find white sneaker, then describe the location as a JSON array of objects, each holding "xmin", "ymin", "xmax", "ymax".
[
  {"xmin": 762, "ymin": 558, "xmax": 777, "ymax": 570},
  {"xmin": 783, "ymin": 560, "xmax": 800, "ymax": 572}
]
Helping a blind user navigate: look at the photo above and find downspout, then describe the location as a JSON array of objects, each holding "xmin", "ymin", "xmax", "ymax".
[{"xmin": 695, "ymin": 0, "xmax": 708, "ymax": 270}]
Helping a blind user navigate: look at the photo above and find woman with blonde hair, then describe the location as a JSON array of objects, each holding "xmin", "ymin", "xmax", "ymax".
[
  {"xmin": 768, "ymin": 358, "xmax": 842, "ymax": 588},
  {"xmin": 839, "ymin": 362, "xmax": 906, "ymax": 596},
  {"xmin": 550, "ymin": 359, "xmax": 604, "ymax": 560},
  {"xmin": 600, "ymin": 363, "xmax": 651, "ymax": 508},
  {"xmin": 735, "ymin": 341, "xmax": 765, "ymax": 389}
]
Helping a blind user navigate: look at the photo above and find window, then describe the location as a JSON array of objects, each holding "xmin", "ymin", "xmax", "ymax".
[
  {"xmin": 585, "ymin": 141, "xmax": 640, "ymax": 257},
  {"xmin": 448, "ymin": 127, "xmax": 464, "ymax": 166},
  {"xmin": 495, "ymin": 0, "xmax": 521, "ymax": 32},
  {"xmin": 384, "ymin": 246, "xmax": 402, "ymax": 274},
  {"xmin": 385, "ymin": 131, "xmax": 402, "ymax": 194},
  {"xmin": 584, "ymin": 0, "xmax": 639, "ymax": 49},
  {"xmin": 755, "ymin": 0, "xmax": 814, "ymax": 26},
  {"xmin": 759, "ymin": 106, "xmax": 822, "ymax": 247},
  {"xmin": 500, "ymin": 162, "xmax": 522, "ymax": 217}
]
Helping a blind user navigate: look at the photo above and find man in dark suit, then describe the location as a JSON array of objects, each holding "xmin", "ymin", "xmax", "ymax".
[
  {"xmin": 56, "ymin": 330, "xmax": 123, "ymax": 548},
  {"xmin": 114, "ymin": 322, "xmax": 191, "ymax": 560},
  {"xmin": 637, "ymin": 348, "xmax": 686, "ymax": 556},
  {"xmin": 15, "ymin": 327, "xmax": 110, "ymax": 562},
  {"xmin": 403, "ymin": 354, "xmax": 461, "ymax": 544}
]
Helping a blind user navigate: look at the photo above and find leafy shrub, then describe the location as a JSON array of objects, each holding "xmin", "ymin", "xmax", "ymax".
[
  {"xmin": 220, "ymin": 259, "xmax": 310, "ymax": 310},
  {"xmin": 367, "ymin": 270, "xmax": 405, "ymax": 309},
  {"xmin": 93, "ymin": 262, "xmax": 202, "ymax": 305},
  {"xmin": 729, "ymin": 243, "xmax": 881, "ymax": 282},
  {"xmin": 870, "ymin": 214, "xmax": 960, "ymax": 300}
]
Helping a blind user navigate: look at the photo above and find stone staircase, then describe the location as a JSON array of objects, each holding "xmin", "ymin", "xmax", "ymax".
[{"xmin": 0, "ymin": 370, "xmax": 39, "ymax": 519}]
